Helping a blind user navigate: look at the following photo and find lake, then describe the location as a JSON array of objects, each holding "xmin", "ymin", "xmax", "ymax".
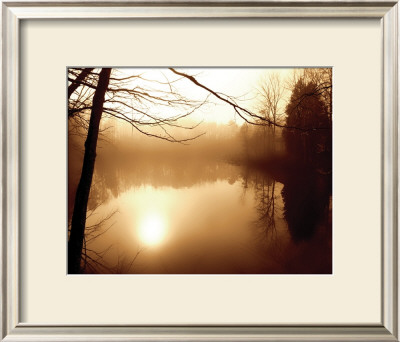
[{"xmin": 79, "ymin": 158, "xmax": 332, "ymax": 274}]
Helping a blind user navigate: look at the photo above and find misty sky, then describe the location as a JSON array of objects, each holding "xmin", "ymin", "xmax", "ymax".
[{"xmin": 116, "ymin": 67, "xmax": 294, "ymax": 125}]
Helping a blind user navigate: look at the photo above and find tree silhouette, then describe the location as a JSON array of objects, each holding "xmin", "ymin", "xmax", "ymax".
[
  {"xmin": 256, "ymin": 72, "xmax": 286, "ymax": 155},
  {"xmin": 69, "ymin": 68, "xmax": 111, "ymax": 273},
  {"xmin": 284, "ymin": 69, "xmax": 332, "ymax": 166},
  {"xmin": 68, "ymin": 68, "xmax": 210, "ymax": 273}
]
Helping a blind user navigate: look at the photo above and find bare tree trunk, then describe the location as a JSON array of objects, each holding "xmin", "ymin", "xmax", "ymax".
[{"xmin": 68, "ymin": 68, "xmax": 111, "ymax": 274}]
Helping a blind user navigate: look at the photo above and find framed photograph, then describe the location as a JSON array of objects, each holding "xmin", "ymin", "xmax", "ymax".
[{"xmin": 1, "ymin": 1, "xmax": 398, "ymax": 341}]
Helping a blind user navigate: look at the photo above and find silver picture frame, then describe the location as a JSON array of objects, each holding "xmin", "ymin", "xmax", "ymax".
[{"xmin": 1, "ymin": 1, "xmax": 398, "ymax": 341}]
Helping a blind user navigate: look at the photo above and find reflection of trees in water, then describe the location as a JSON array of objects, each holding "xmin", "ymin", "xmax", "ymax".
[
  {"xmin": 242, "ymin": 164, "xmax": 331, "ymax": 244},
  {"xmin": 239, "ymin": 170, "xmax": 285, "ymax": 271},
  {"xmin": 86, "ymin": 157, "xmax": 241, "ymax": 208},
  {"xmin": 242, "ymin": 163, "xmax": 332, "ymax": 273},
  {"xmin": 252, "ymin": 176, "xmax": 277, "ymax": 240},
  {"xmin": 281, "ymin": 167, "xmax": 331, "ymax": 242}
]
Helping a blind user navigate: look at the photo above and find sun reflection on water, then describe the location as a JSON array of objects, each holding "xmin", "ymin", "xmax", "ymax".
[{"xmin": 138, "ymin": 212, "xmax": 166, "ymax": 246}]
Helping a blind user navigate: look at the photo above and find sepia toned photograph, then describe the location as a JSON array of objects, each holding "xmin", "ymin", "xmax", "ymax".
[{"xmin": 68, "ymin": 67, "xmax": 332, "ymax": 275}]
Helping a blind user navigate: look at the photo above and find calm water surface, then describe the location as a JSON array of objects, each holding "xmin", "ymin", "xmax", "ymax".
[{"xmin": 83, "ymin": 161, "xmax": 332, "ymax": 274}]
